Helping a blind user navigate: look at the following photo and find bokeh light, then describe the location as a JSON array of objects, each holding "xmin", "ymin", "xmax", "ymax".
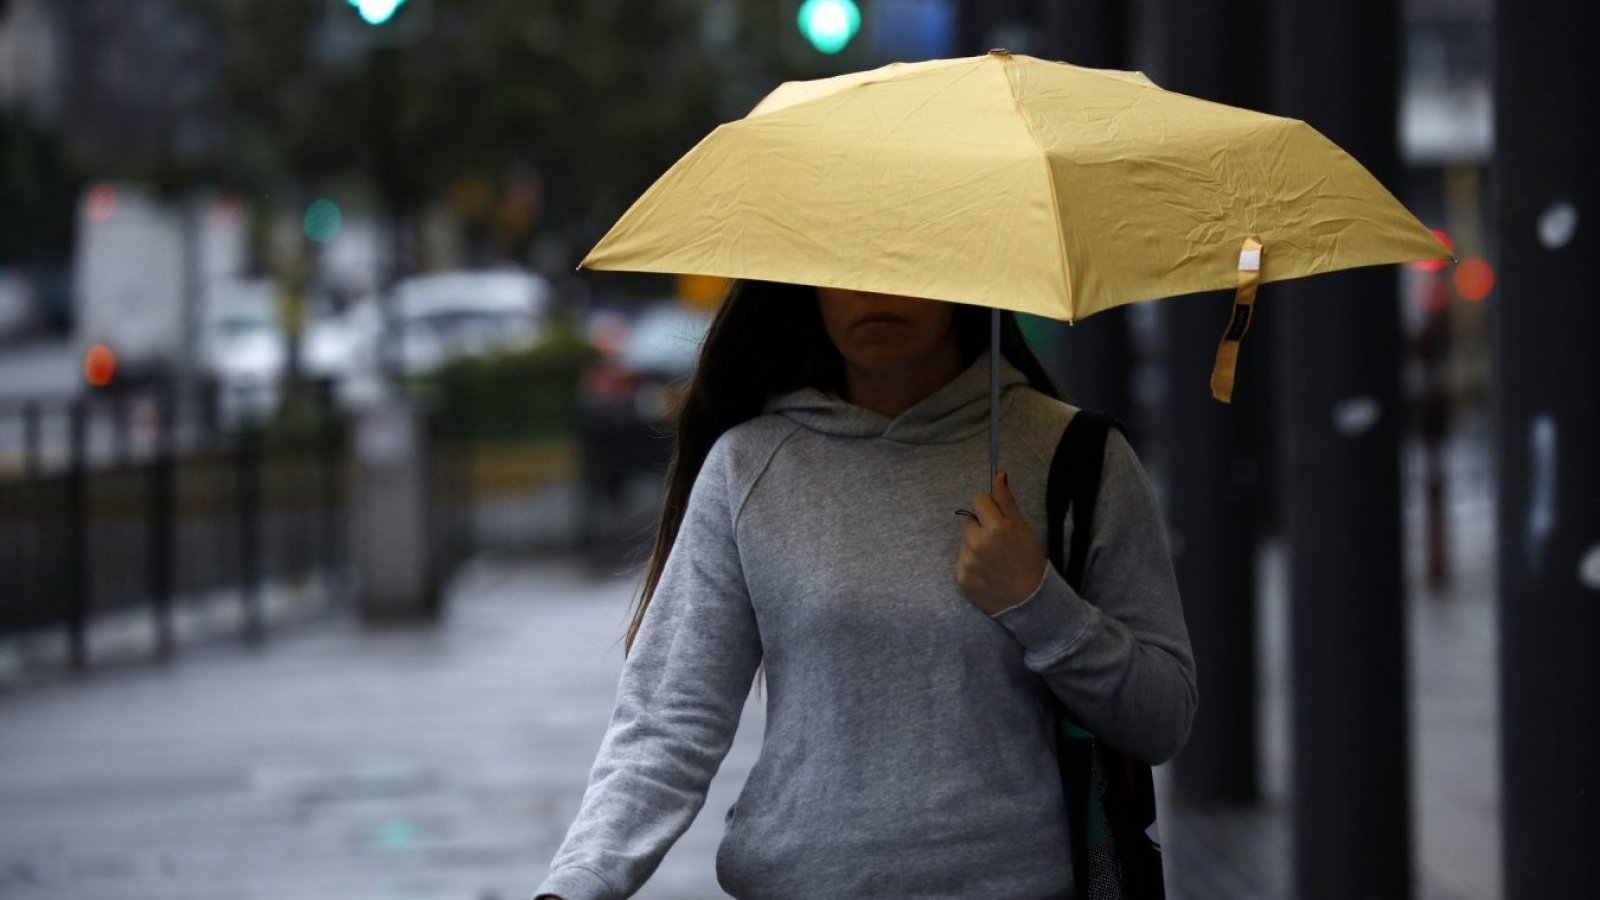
[
  {"xmin": 1411, "ymin": 228, "xmax": 1454, "ymax": 271},
  {"xmin": 675, "ymin": 274, "xmax": 731, "ymax": 310},
  {"xmin": 83, "ymin": 344, "xmax": 117, "ymax": 387},
  {"xmin": 303, "ymin": 198, "xmax": 343, "ymax": 244},
  {"xmin": 1454, "ymin": 257, "xmax": 1495, "ymax": 301},
  {"xmin": 212, "ymin": 194, "xmax": 245, "ymax": 226},
  {"xmin": 797, "ymin": 0, "xmax": 861, "ymax": 54},
  {"xmin": 349, "ymin": 0, "xmax": 407, "ymax": 26},
  {"xmin": 85, "ymin": 183, "xmax": 118, "ymax": 224}
]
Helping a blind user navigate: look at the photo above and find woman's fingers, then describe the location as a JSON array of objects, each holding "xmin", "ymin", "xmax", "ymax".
[
  {"xmin": 993, "ymin": 470, "xmax": 1024, "ymax": 521},
  {"xmin": 970, "ymin": 492, "xmax": 1005, "ymax": 527},
  {"xmin": 972, "ymin": 470, "xmax": 1026, "ymax": 528},
  {"xmin": 957, "ymin": 470, "xmax": 1048, "ymax": 614}
]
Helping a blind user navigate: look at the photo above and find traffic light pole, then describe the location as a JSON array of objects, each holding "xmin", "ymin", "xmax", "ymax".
[
  {"xmin": 1491, "ymin": 4, "xmax": 1600, "ymax": 895},
  {"xmin": 369, "ymin": 42, "xmax": 407, "ymax": 380}
]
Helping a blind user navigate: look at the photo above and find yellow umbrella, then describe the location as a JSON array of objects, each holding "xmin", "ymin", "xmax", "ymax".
[{"xmin": 581, "ymin": 51, "xmax": 1451, "ymax": 468}]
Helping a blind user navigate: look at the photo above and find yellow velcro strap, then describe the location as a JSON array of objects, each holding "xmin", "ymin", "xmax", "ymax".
[{"xmin": 1210, "ymin": 237, "xmax": 1263, "ymax": 404}]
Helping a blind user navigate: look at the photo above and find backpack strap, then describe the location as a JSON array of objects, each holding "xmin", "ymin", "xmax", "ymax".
[
  {"xmin": 1044, "ymin": 408, "xmax": 1166, "ymax": 900},
  {"xmin": 1043, "ymin": 408, "xmax": 1171, "ymax": 896},
  {"xmin": 1045, "ymin": 409, "xmax": 1129, "ymax": 591}
]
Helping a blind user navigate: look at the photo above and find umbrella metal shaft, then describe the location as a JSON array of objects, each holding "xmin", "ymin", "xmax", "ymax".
[{"xmin": 990, "ymin": 307, "xmax": 999, "ymax": 485}]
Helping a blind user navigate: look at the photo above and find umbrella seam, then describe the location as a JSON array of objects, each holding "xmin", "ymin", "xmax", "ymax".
[{"xmin": 996, "ymin": 55, "xmax": 1075, "ymax": 321}]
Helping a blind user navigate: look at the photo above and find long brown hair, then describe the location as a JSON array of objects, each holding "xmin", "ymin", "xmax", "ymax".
[{"xmin": 623, "ymin": 279, "xmax": 1063, "ymax": 657}]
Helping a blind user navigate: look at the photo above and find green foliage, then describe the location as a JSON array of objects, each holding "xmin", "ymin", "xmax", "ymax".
[
  {"xmin": 173, "ymin": 0, "xmax": 727, "ymax": 255},
  {"xmin": 172, "ymin": 0, "xmax": 370, "ymax": 193},
  {"xmin": 426, "ymin": 313, "xmax": 599, "ymax": 441},
  {"xmin": 403, "ymin": 0, "xmax": 722, "ymax": 229},
  {"xmin": 0, "ymin": 109, "xmax": 84, "ymax": 265}
]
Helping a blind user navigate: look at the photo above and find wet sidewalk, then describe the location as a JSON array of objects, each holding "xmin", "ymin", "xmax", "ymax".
[{"xmin": 0, "ymin": 442, "xmax": 1498, "ymax": 900}]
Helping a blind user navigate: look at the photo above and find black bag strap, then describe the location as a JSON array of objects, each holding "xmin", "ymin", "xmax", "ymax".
[
  {"xmin": 1044, "ymin": 408, "xmax": 1166, "ymax": 900},
  {"xmin": 1045, "ymin": 409, "xmax": 1127, "ymax": 591}
]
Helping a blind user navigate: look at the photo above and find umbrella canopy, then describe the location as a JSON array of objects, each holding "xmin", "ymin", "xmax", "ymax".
[
  {"xmin": 581, "ymin": 51, "xmax": 1449, "ymax": 325},
  {"xmin": 580, "ymin": 51, "xmax": 1452, "ymax": 478}
]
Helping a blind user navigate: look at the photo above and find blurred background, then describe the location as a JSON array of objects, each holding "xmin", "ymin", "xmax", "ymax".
[{"xmin": 1, "ymin": 1, "xmax": 1593, "ymax": 899}]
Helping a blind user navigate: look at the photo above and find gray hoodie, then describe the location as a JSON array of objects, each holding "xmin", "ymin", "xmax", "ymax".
[{"xmin": 535, "ymin": 350, "xmax": 1197, "ymax": 899}]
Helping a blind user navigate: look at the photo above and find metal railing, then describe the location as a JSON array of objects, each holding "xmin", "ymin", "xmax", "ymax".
[
  {"xmin": 0, "ymin": 380, "xmax": 348, "ymax": 669},
  {"xmin": 0, "ymin": 356, "xmax": 661, "ymax": 672}
]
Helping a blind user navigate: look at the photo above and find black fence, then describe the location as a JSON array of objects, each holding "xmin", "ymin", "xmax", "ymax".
[
  {"xmin": 0, "ymin": 380, "xmax": 349, "ymax": 670},
  {"xmin": 0, "ymin": 352, "xmax": 669, "ymax": 674}
]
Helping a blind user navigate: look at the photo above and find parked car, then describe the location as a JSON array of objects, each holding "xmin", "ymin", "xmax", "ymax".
[
  {"xmin": 575, "ymin": 299, "xmax": 716, "ymax": 571},
  {"xmin": 200, "ymin": 279, "xmax": 283, "ymax": 426},
  {"xmin": 201, "ymin": 279, "xmax": 380, "ymax": 426},
  {"xmin": 303, "ymin": 269, "xmax": 556, "ymax": 411},
  {"xmin": 389, "ymin": 270, "xmax": 552, "ymax": 374},
  {"xmin": 302, "ymin": 294, "xmax": 384, "ymax": 409}
]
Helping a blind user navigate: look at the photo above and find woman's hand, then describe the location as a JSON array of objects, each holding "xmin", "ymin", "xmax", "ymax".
[{"xmin": 955, "ymin": 470, "xmax": 1049, "ymax": 616}]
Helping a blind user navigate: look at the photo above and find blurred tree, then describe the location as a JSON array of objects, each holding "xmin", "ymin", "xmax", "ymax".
[
  {"xmin": 172, "ymin": 0, "xmax": 726, "ymax": 270},
  {"xmin": 0, "ymin": 108, "xmax": 83, "ymax": 265}
]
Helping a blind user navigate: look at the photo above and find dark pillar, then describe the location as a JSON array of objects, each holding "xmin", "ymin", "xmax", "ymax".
[
  {"xmin": 370, "ymin": 43, "xmax": 409, "ymax": 380},
  {"xmin": 1042, "ymin": 0, "xmax": 1134, "ymax": 422},
  {"xmin": 1490, "ymin": 2, "xmax": 1600, "ymax": 895},
  {"xmin": 1148, "ymin": 0, "xmax": 1270, "ymax": 805},
  {"xmin": 957, "ymin": 0, "xmax": 1033, "ymax": 55},
  {"xmin": 955, "ymin": 3, "xmax": 1136, "ymax": 420},
  {"xmin": 1274, "ymin": 0, "xmax": 1411, "ymax": 896}
]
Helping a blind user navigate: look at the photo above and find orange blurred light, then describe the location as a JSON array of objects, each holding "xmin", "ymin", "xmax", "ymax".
[
  {"xmin": 1410, "ymin": 228, "xmax": 1454, "ymax": 272},
  {"xmin": 1454, "ymin": 257, "xmax": 1495, "ymax": 302},
  {"xmin": 84, "ymin": 344, "xmax": 117, "ymax": 387},
  {"xmin": 86, "ymin": 183, "xmax": 118, "ymax": 223},
  {"xmin": 676, "ymin": 274, "xmax": 731, "ymax": 309}
]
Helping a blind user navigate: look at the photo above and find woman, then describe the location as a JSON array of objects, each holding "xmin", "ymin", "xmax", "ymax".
[{"xmin": 535, "ymin": 280, "xmax": 1197, "ymax": 899}]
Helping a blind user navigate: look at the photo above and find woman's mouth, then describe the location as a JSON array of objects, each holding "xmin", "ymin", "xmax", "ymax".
[{"xmin": 856, "ymin": 314, "xmax": 909, "ymax": 327}]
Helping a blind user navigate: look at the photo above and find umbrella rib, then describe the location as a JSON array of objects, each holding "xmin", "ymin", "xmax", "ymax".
[{"xmin": 996, "ymin": 56, "xmax": 1075, "ymax": 322}]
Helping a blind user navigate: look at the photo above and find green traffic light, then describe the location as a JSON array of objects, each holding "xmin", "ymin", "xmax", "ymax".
[
  {"xmin": 348, "ymin": 0, "xmax": 408, "ymax": 26},
  {"xmin": 797, "ymin": 0, "xmax": 860, "ymax": 55},
  {"xmin": 303, "ymin": 199, "xmax": 342, "ymax": 244}
]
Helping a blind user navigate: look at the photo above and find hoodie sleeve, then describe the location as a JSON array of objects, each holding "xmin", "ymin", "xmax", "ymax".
[
  {"xmin": 535, "ymin": 435, "xmax": 763, "ymax": 900},
  {"xmin": 988, "ymin": 428, "xmax": 1198, "ymax": 766}
]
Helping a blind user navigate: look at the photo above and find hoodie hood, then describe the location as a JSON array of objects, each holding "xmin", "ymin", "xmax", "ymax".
[{"xmin": 760, "ymin": 350, "xmax": 1030, "ymax": 444}]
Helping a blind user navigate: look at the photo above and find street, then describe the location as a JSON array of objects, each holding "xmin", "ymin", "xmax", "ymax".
[{"xmin": 0, "ymin": 557, "xmax": 766, "ymax": 900}]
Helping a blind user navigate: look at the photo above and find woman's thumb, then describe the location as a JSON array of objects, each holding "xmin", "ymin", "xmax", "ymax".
[{"xmin": 994, "ymin": 470, "xmax": 1022, "ymax": 518}]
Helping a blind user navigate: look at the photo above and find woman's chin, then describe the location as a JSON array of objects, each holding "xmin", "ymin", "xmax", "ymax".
[{"xmin": 842, "ymin": 343, "xmax": 938, "ymax": 371}]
